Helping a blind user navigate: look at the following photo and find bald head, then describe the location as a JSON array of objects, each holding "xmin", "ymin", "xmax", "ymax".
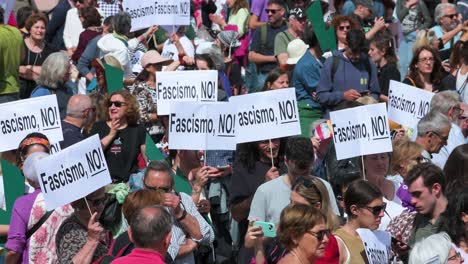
[
  {"xmin": 66, "ymin": 95, "xmax": 92, "ymax": 118},
  {"xmin": 130, "ymin": 205, "xmax": 172, "ymax": 249}
]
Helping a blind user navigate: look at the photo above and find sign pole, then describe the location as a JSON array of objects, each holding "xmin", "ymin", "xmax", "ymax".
[
  {"xmin": 269, "ymin": 139, "xmax": 274, "ymax": 167},
  {"xmin": 84, "ymin": 197, "xmax": 93, "ymax": 217}
]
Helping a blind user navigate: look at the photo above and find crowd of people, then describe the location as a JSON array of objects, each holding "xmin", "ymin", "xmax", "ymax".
[{"xmin": 0, "ymin": 0, "xmax": 468, "ymax": 263}]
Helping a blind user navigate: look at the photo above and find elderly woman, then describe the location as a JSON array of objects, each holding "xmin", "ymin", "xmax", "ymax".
[
  {"xmin": 30, "ymin": 51, "xmax": 73, "ymax": 119},
  {"xmin": 55, "ymin": 188, "xmax": 107, "ymax": 263},
  {"xmin": 129, "ymin": 50, "xmax": 173, "ymax": 143},
  {"xmin": 19, "ymin": 12, "xmax": 57, "ymax": 99},
  {"xmin": 277, "ymin": 204, "xmax": 330, "ymax": 264},
  {"xmin": 5, "ymin": 152, "xmax": 73, "ymax": 263},
  {"xmin": 90, "ymin": 90, "xmax": 147, "ymax": 183},
  {"xmin": 409, "ymin": 232, "xmax": 463, "ymax": 264},
  {"xmin": 97, "ymin": 11, "xmax": 157, "ymax": 78}
]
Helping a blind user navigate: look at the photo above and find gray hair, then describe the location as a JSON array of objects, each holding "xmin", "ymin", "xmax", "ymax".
[
  {"xmin": 417, "ymin": 111, "xmax": 451, "ymax": 137},
  {"xmin": 130, "ymin": 205, "xmax": 173, "ymax": 248},
  {"xmin": 66, "ymin": 94, "xmax": 92, "ymax": 117},
  {"xmin": 430, "ymin": 90, "xmax": 461, "ymax": 116},
  {"xmin": 409, "ymin": 232, "xmax": 452, "ymax": 264},
  {"xmin": 143, "ymin": 160, "xmax": 175, "ymax": 188},
  {"xmin": 23, "ymin": 152, "xmax": 50, "ymax": 185},
  {"xmin": 113, "ymin": 11, "xmax": 131, "ymax": 35},
  {"xmin": 36, "ymin": 51, "xmax": 70, "ymax": 89},
  {"xmin": 435, "ymin": 3, "xmax": 456, "ymax": 23}
]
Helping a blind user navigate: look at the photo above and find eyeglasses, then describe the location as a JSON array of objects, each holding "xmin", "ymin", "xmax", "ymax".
[
  {"xmin": 452, "ymin": 105, "xmax": 465, "ymax": 116},
  {"xmin": 361, "ymin": 203, "xmax": 387, "ymax": 216},
  {"xmin": 143, "ymin": 181, "xmax": 172, "ymax": 193},
  {"xmin": 107, "ymin": 101, "xmax": 127, "ymax": 108},
  {"xmin": 444, "ymin": 13, "xmax": 458, "ymax": 19},
  {"xmin": 431, "ymin": 131, "xmax": 449, "ymax": 142},
  {"xmin": 448, "ymin": 251, "xmax": 461, "ymax": 261},
  {"xmin": 338, "ymin": 25, "xmax": 350, "ymax": 31},
  {"xmin": 265, "ymin": 8, "xmax": 281, "ymax": 14},
  {"xmin": 418, "ymin": 57, "xmax": 435, "ymax": 63},
  {"xmin": 307, "ymin": 229, "xmax": 331, "ymax": 241}
]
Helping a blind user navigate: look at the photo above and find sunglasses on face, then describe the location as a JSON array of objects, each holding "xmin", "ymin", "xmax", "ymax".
[
  {"xmin": 444, "ymin": 13, "xmax": 458, "ymax": 19},
  {"xmin": 338, "ymin": 25, "xmax": 350, "ymax": 31},
  {"xmin": 107, "ymin": 101, "xmax": 127, "ymax": 108},
  {"xmin": 361, "ymin": 202, "xmax": 387, "ymax": 216},
  {"xmin": 143, "ymin": 181, "xmax": 172, "ymax": 193},
  {"xmin": 265, "ymin": 8, "xmax": 281, "ymax": 14},
  {"xmin": 307, "ymin": 229, "xmax": 331, "ymax": 241}
]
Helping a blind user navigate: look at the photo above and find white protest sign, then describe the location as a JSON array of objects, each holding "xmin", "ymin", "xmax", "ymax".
[
  {"xmin": 330, "ymin": 103, "xmax": 392, "ymax": 160},
  {"xmin": 36, "ymin": 135, "xmax": 111, "ymax": 210},
  {"xmin": 156, "ymin": 70, "xmax": 218, "ymax": 115},
  {"xmin": 0, "ymin": 95, "xmax": 63, "ymax": 152},
  {"xmin": 229, "ymin": 88, "xmax": 301, "ymax": 143},
  {"xmin": 356, "ymin": 229, "xmax": 391, "ymax": 264},
  {"xmin": 122, "ymin": 0, "xmax": 190, "ymax": 32},
  {"xmin": 388, "ymin": 80, "xmax": 434, "ymax": 128},
  {"xmin": 169, "ymin": 102, "xmax": 236, "ymax": 150}
]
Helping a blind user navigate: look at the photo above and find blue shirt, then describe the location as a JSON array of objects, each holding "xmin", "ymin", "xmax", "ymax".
[
  {"xmin": 431, "ymin": 25, "xmax": 461, "ymax": 50},
  {"xmin": 292, "ymin": 51, "xmax": 322, "ymax": 108}
]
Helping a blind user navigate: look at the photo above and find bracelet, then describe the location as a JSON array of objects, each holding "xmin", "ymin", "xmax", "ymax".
[{"xmin": 177, "ymin": 209, "xmax": 187, "ymax": 221}]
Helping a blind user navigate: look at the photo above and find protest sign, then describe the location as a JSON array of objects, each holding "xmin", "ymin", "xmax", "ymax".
[
  {"xmin": 0, "ymin": 95, "xmax": 63, "ymax": 152},
  {"xmin": 156, "ymin": 70, "xmax": 218, "ymax": 115},
  {"xmin": 356, "ymin": 229, "xmax": 391, "ymax": 264},
  {"xmin": 169, "ymin": 102, "xmax": 237, "ymax": 150},
  {"xmin": 388, "ymin": 80, "xmax": 434, "ymax": 128},
  {"xmin": 36, "ymin": 135, "xmax": 111, "ymax": 210},
  {"xmin": 122, "ymin": 0, "xmax": 190, "ymax": 31},
  {"xmin": 330, "ymin": 103, "xmax": 392, "ymax": 160},
  {"xmin": 229, "ymin": 88, "xmax": 301, "ymax": 143}
]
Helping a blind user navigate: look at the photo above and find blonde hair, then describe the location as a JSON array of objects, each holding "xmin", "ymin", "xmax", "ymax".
[
  {"xmin": 293, "ymin": 177, "xmax": 340, "ymax": 230},
  {"xmin": 390, "ymin": 139, "xmax": 424, "ymax": 175},
  {"xmin": 413, "ymin": 30, "xmax": 438, "ymax": 53}
]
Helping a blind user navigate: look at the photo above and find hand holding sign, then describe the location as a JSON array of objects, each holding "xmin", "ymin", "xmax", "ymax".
[
  {"xmin": 265, "ymin": 166, "xmax": 280, "ymax": 181},
  {"xmin": 87, "ymin": 212, "xmax": 104, "ymax": 242}
]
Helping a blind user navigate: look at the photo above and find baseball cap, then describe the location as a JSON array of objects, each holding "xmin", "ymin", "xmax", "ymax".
[
  {"xmin": 355, "ymin": 0, "xmax": 375, "ymax": 14},
  {"xmin": 289, "ymin": 7, "xmax": 306, "ymax": 19}
]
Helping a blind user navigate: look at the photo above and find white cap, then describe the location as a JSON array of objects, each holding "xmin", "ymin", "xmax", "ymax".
[{"xmin": 286, "ymin": 39, "xmax": 309, "ymax": 65}]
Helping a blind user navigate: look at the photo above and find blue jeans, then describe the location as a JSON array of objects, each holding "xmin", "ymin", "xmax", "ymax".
[
  {"xmin": 398, "ymin": 31, "xmax": 417, "ymax": 80},
  {"xmin": 245, "ymin": 62, "xmax": 258, "ymax": 93}
]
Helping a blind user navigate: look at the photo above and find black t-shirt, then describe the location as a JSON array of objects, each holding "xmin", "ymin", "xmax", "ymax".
[
  {"xmin": 378, "ymin": 63, "xmax": 401, "ymax": 96},
  {"xmin": 90, "ymin": 121, "xmax": 146, "ymax": 183},
  {"xmin": 60, "ymin": 121, "xmax": 84, "ymax": 149},
  {"xmin": 250, "ymin": 23, "xmax": 288, "ymax": 73}
]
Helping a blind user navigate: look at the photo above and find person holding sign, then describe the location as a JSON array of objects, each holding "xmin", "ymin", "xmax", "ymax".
[
  {"xmin": 55, "ymin": 188, "xmax": 109, "ymax": 263},
  {"xmin": 262, "ymin": 68, "xmax": 290, "ymax": 91},
  {"xmin": 90, "ymin": 90, "xmax": 147, "ymax": 183},
  {"xmin": 334, "ymin": 180, "xmax": 385, "ymax": 264},
  {"xmin": 317, "ymin": 29, "xmax": 380, "ymax": 114},
  {"xmin": 5, "ymin": 152, "xmax": 73, "ymax": 264}
]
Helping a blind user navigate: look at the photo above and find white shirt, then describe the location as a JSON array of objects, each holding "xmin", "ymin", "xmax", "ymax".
[
  {"xmin": 161, "ymin": 36, "xmax": 195, "ymax": 71},
  {"xmin": 63, "ymin": 8, "xmax": 83, "ymax": 49},
  {"xmin": 97, "ymin": 34, "xmax": 140, "ymax": 78}
]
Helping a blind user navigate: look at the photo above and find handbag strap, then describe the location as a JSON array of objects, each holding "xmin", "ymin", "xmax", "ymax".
[{"xmin": 26, "ymin": 210, "xmax": 54, "ymax": 239}]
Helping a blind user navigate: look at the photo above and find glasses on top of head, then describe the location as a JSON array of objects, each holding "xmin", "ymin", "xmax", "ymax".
[
  {"xmin": 292, "ymin": 177, "xmax": 322, "ymax": 201},
  {"xmin": 107, "ymin": 101, "xmax": 127, "ymax": 108},
  {"xmin": 361, "ymin": 202, "xmax": 387, "ymax": 216},
  {"xmin": 307, "ymin": 229, "xmax": 331, "ymax": 241}
]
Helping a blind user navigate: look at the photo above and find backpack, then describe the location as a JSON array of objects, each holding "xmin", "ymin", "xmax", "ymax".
[{"xmin": 330, "ymin": 53, "xmax": 373, "ymax": 89}]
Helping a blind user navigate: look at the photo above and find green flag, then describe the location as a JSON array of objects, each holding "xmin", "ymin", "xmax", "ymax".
[
  {"xmin": 307, "ymin": 1, "xmax": 337, "ymax": 52},
  {"xmin": 105, "ymin": 63, "xmax": 124, "ymax": 93},
  {"xmin": 0, "ymin": 160, "xmax": 25, "ymax": 225},
  {"xmin": 145, "ymin": 133, "xmax": 165, "ymax": 161},
  {"xmin": 174, "ymin": 167, "xmax": 192, "ymax": 195}
]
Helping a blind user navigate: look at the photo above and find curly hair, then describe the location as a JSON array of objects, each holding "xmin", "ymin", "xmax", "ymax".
[
  {"xmin": 278, "ymin": 204, "xmax": 326, "ymax": 250},
  {"xmin": 102, "ymin": 90, "xmax": 140, "ymax": 126},
  {"xmin": 25, "ymin": 12, "xmax": 48, "ymax": 31},
  {"xmin": 407, "ymin": 45, "xmax": 444, "ymax": 89},
  {"xmin": 79, "ymin": 6, "xmax": 102, "ymax": 28},
  {"xmin": 330, "ymin": 15, "xmax": 358, "ymax": 32},
  {"xmin": 234, "ymin": 138, "xmax": 287, "ymax": 172}
]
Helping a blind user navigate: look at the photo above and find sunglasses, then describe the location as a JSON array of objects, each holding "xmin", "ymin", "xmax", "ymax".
[
  {"xmin": 444, "ymin": 13, "xmax": 458, "ymax": 19},
  {"xmin": 307, "ymin": 229, "xmax": 331, "ymax": 241},
  {"xmin": 338, "ymin": 25, "xmax": 350, "ymax": 31},
  {"xmin": 265, "ymin": 8, "xmax": 281, "ymax": 14},
  {"xmin": 292, "ymin": 177, "xmax": 322, "ymax": 201},
  {"xmin": 361, "ymin": 203, "xmax": 387, "ymax": 216},
  {"xmin": 144, "ymin": 181, "xmax": 172, "ymax": 193},
  {"xmin": 107, "ymin": 101, "xmax": 127, "ymax": 108}
]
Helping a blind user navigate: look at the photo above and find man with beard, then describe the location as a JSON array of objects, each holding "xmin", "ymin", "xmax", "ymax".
[
  {"xmin": 431, "ymin": 3, "xmax": 462, "ymax": 52},
  {"xmin": 317, "ymin": 29, "xmax": 380, "ymax": 114}
]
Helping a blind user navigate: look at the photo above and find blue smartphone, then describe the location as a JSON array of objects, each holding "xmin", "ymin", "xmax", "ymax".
[{"xmin": 253, "ymin": 221, "xmax": 276, "ymax": 238}]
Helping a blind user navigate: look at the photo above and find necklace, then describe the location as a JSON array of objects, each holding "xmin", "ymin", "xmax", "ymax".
[
  {"xmin": 290, "ymin": 250, "xmax": 306, "ymax": 264},
  {"xmin": 26, "ymin": 38, "xmax": 43, "ymax": 66}
]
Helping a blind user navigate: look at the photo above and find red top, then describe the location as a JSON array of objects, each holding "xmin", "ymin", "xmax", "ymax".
[
  {"xmin": 111, "ymin": 248, "xmax": 166, "ymax": 264},
  {"xmin": 316, "ymin": 234, "xmax": 340, "ymax": 264}
]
